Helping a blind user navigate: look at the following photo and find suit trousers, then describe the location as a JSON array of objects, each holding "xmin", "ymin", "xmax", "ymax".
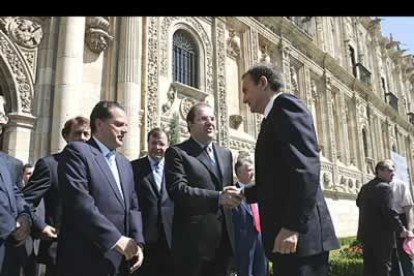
[
  {"xmin": 173, "ymin": 221, "xmax": 232, "ymax": 276},
  {"xmin": 134, "ymin": 228, "xmax": 172, "ymax": 276},
  {"xmin": 270, "ymin": 251, "xmax": 329, "ymax": 276},
  {"xmin": 363, "ymin": 243, "xmax": 393, "ymax": 276}
]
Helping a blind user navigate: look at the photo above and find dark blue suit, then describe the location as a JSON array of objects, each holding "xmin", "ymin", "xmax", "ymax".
[
  {"xmin": 245, "ymin": 93, "xmax": 340, "ymax": 276},
  {"xmin": 232, "ymin": 182, "xmax": 267, "ymax": 276},
  {"xmin": 57, "ymin": 139, "xmax": 144, "ymax": 276},
  {"xmin": 0, "ymin": 152, "xmax": 31, "ymax": 275}
]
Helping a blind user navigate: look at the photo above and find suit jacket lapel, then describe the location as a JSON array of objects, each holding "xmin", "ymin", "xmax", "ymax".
[
  {"xmin": 196, "ymin": 147, "xmax": 221, "ymax": 186},
  {"xmin": 88, "ymin": 139, "xmax": 125, "ymax": 208},
  {"xmin": 187, "ymin": 138, "xmax": 221, "ymax": 189},
  {"xmin": 213, "ymin": 144, "xmax": 224, "ymax": 183},
  {"xmin": 115, "ymin": 155, "xmax": 128, "ymax": 209},
  {"xmin": 160, "ymin": 176, "xmax": 168, "ymax": 203},
  {"xmin": 144, "ymin": 157, "xmax": 161, "ymax": 198}
]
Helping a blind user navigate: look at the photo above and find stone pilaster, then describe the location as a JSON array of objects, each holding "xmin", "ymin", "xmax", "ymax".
[
  {"xmin": 50, "ymin": 17, "xmax": 85, "ymax": 153},
  {"xmin": 116, "ymin": 17, "xmax": 142, "ymax": 160},
  {"xmin": 31, "ymin": 17, "xmax": 59, "ymax": 160}
]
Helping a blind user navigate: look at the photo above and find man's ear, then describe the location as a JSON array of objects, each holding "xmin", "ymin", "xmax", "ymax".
[{"xmin": 259, "ymin": 76, "xmax": 268, "ymax": 90}]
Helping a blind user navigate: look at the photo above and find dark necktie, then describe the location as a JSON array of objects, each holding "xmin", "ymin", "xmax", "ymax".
[{"xmin": 261, "ymin": 118, "xmax": 266, "ymax": 130}]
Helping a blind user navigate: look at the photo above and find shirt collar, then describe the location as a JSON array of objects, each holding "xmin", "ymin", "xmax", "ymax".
[
  {"xmin": 264, "ymin": 92, "xmax": 283, "ymax": 119},
  {"xmin": 192, "ymin": 137, "xmax": 212, "ymax": 151},
  {"xmin": 237, "ymin": 181, "xmax": 247, "ymax": 188},
  {"xmin": 93, "ymin": 136, "xmax": 114, "ymax": 158},
  {"xmin": 148, "ymin": 156, "xmax": 164, "ymax": 167}
]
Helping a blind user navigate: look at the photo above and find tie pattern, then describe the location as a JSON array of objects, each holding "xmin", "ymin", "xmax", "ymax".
[
  {"xmin": 205, "ymin": 145, "xmax": 216, "ymax": 165},
  {"xmin": 250, "ymin": 203, "xmax": 261, "ymax": 232},
  {"xmin": 105, "ymin": 151, "xmax": 124, "ymax": 200}
]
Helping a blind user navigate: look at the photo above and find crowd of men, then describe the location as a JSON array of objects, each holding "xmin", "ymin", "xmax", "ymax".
[{"xmin": 1, "ymin": 63, "xmax": 413, "ymax": 276}]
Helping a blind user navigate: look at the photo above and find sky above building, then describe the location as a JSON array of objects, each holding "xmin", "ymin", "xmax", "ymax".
[{"xmin": 380, "ymin": 16, "xmax": 414, "ymax": 55}]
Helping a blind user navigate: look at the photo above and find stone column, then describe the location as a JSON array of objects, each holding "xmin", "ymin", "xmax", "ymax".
[
  {"xmin": 50, "ymin": 17, "xmax": 85, "ymax": 153},
  {"xmin": 2, "ymin": 114, "xmax": 35, "ymax": 163},
  {"xmin": 31, "ymin": 17, "xmax": 59, "ymax": 160},
  {"xmin": 116, "ymin": 17, "xmax": 142, "ymax": 160}
]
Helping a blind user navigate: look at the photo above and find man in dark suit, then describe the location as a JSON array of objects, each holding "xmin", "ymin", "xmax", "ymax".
[
  {"xmin": 165, "ymin": 102, "xmax": 243, "ymax": 276},
  {"xmin": 0, "ymin": 116, "xmax": 32, "ymax": 276},
  {"xmin": 23, "ymin": 116, "xmax": 91, "ymax": 276},
  {"xmin": 241, "ymin": 64, "xmax": 340, "ymax": 276},
  {"xmin": 232, "ymin": 154, "xmax": 267, "ymax": 276},
  {"xmin": 131, "ymin": 127, "xmax": 173, "ymax": 276},
  {"xmin": 57, "ymin": 101, "xmax": 145, "ymax": 276},
  {"xmin": 357, "ymin": 160, "xmax": 412, "ymax": 276}
]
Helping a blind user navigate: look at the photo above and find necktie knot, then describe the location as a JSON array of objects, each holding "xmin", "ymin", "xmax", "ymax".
[
  {"xmin": 154, "ymin": 161, "xmax": 161, "ymax": 171},
  {"xmin": 106, "ymin": 150, "xmax": 116, "ymax": 160}
]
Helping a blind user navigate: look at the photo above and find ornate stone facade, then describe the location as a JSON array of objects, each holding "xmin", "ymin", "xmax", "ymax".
[{"xmin": 1, "ymin": 16, "xmax": 414, "ymax": 237}]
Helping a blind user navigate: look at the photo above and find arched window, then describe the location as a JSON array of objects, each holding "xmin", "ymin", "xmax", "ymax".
[{"xmin": 172, "ymin": 30, "xmax": 199, "ymax": 88}]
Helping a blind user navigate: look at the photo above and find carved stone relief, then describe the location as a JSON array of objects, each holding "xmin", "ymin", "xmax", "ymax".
[
  {"xmin": 85, "ymin": 17, "xmax": 113, "ymax": 54},
  {"xmin": 180, "ymin": 97, "xmax": 196, "ymax": 120},
  {"xmin": 226, "ymin": 29, "xmax": 240, "ymax": 59},
  {"xmin": 0, "ymin": 17, "xmax": 43, "ymax": 49},
  {"xmin": 215, "ymin": 20, "xmax": 229, "ymax": 147},
  {"xmin": 162, "ymin": 85, "xmax": 177, "ymax": 114},
  {"xmin": 0, "ymin": 32, "xmax": 33, "ymax": 113},
  {"xmin": 260, "ymin": 45, "xmax": 271, "ymax": 64},
  {"xmin": 290, "ymin": 65, "xmax": 299, "ymax": 94},
  {"xmin": 146, "ymin": 17, "xmax": 160, "ymax": 131}
]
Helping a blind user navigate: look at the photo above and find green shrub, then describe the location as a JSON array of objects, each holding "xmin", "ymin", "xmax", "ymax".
[
  {"xmin": 337, "ymin": 236, "xmax": 357, "ymax": 247},
  {"xmin": 328, "ymin": 257, "xmax": 363, "ymax": 276},
  {"xmin": 328, "ymin": 238, "xmax": 363, "ymax": 276}
]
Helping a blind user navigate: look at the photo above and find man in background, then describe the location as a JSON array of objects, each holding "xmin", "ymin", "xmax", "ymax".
[
  {"xmin": 131, "ymin": 128, "xmax": 174, "ymax": 276},
  {"xmin": 232, "ymin": 154, "xmax": 267, "ymax": 276}
]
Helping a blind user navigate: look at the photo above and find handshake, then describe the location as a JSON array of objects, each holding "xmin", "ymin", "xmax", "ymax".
[{"xmin": 219, "ymin": 186, "xmax": 244, "ymax": 208}]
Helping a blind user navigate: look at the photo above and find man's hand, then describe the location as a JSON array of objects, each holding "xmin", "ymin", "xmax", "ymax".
[
  {"xmin": 115, "ymin": 236, "xmax": 138, "ymax": 260},
  {"xmin": 219, "ymin": 186, "xmax": 244, "ymax": 208},
  {"xmin": 272, "ymin": 228, "xmax": 299, "ymax": 254},
  {"xmin": 11, "ymin": 215, "xmax": 31, "ymax": 242},
  {"xmin": 400, "ymin": 229, "xmax": 414, "ymax": 238},
  {"xmin": 41, "ymin": 225, "xmax": 58, "ymax": 240},
  {"xmin": 129, "ymin": 245, "xmax": 144, "ymax": 274}
]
